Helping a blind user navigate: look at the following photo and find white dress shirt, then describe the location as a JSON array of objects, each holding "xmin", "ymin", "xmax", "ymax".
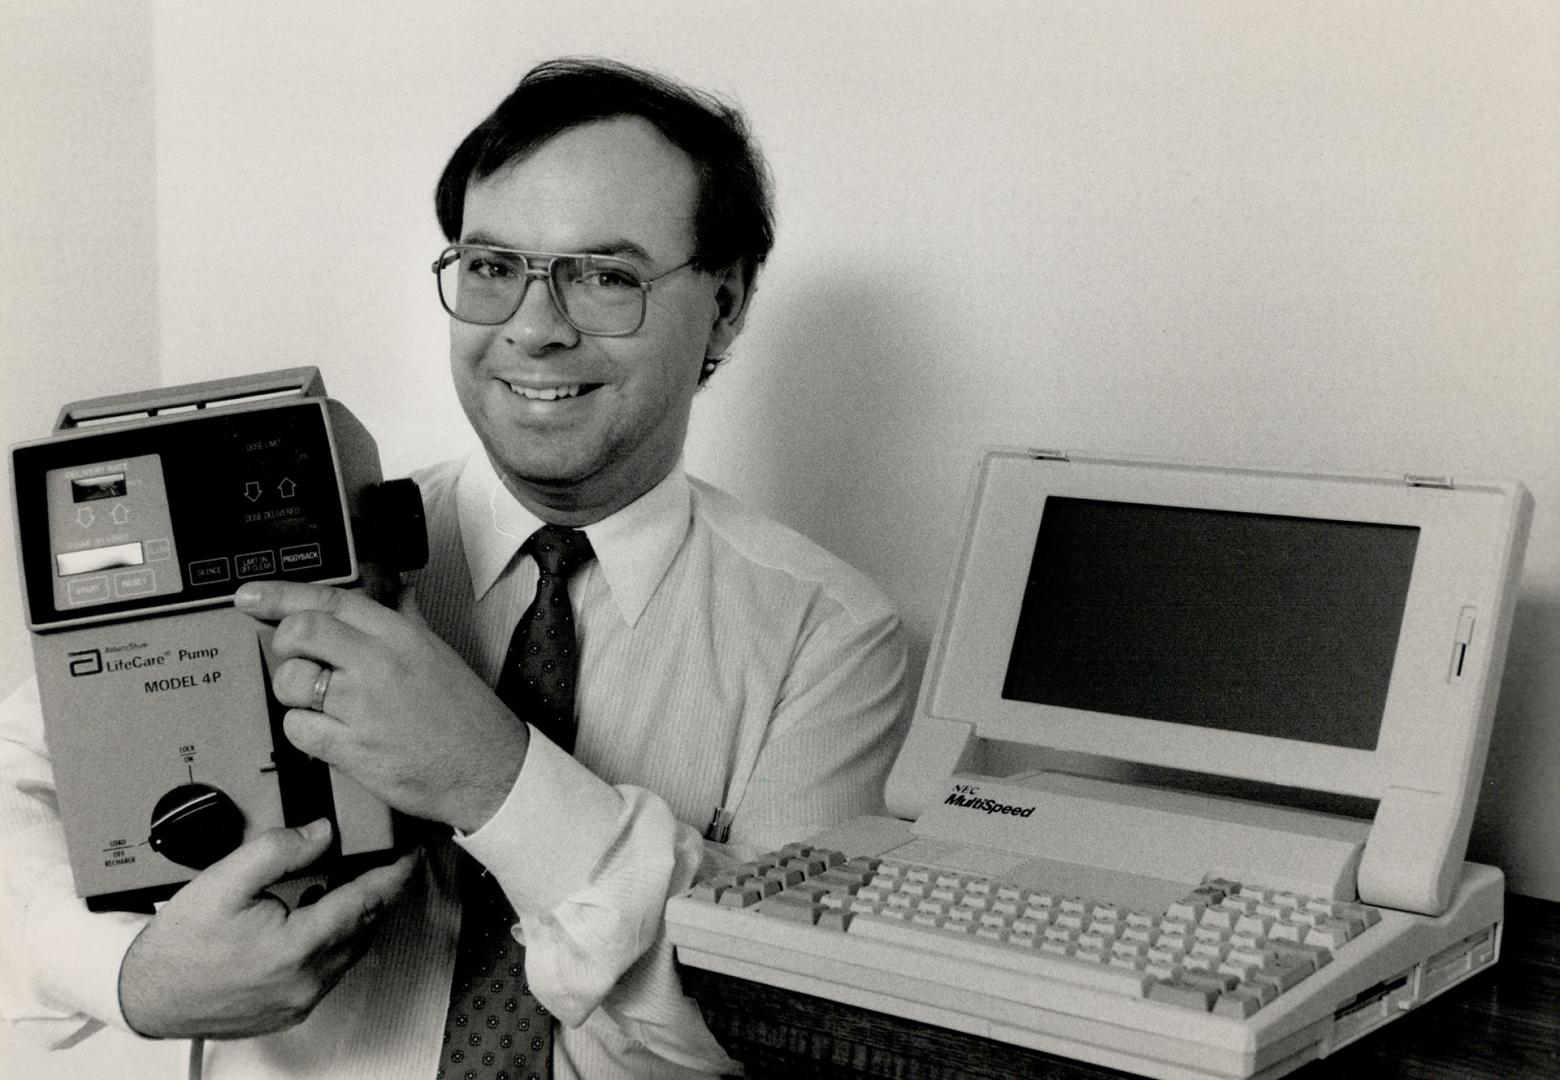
[{"xmin": 0, "ymin": 452, "xmax": 910, "ymax": 1079}]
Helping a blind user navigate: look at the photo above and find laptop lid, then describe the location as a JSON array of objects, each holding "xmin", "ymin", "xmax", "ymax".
[{"xmin": 887, "ymin": 449, "xmax": 1531, "ymax": 913}]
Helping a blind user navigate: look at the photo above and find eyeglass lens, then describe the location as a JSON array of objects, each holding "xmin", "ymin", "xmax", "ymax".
[{"xmin": 437, "ymin": 247, "xmax": 645, "ymax": 334}]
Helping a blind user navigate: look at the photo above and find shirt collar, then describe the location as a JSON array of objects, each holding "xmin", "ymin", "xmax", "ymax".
[{"xmin": 455, "ymin": 451, "xmax": 691, "ymax": 628}]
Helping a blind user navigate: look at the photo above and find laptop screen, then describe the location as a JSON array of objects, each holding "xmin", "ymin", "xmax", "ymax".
[{"xmin": 1001, "ymin": 497, "xmax": 1420, "ymax": 751}]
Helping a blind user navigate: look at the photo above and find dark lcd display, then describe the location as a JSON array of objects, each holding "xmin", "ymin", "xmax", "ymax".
[
  {"xmin": 14, "ymin": 402, "xmax": 354, "ymax": 627},
  {"xmin": 1000, "ymin": 497, "xmax": 1419, "ymax": 751}
]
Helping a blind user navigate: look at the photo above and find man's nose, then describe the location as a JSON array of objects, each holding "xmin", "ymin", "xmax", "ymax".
[{"xmin": 502, "ymin": 271, "xmax": 580, "ymax": 353}]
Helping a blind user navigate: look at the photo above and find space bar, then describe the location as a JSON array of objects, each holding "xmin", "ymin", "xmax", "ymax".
[{"xmin": 847, "ymin": 916, "xmax": 1153, "ymax": 998}]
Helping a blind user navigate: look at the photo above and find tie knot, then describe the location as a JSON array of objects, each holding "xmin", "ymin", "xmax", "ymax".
[{"xmin": 527, "ymin": 524, "xmax": 594, "ymax": 578}]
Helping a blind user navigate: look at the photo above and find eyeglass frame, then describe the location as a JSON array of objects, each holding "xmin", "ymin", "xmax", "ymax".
[{"xmin": 431, "ymin": 243, "xmax": 699, "ymax": 337}]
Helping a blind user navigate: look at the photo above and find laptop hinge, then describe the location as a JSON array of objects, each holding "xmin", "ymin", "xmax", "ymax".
[
  {"xmin": 1029, "ymin": 448, "xmax": 1070, "ymax": 462},
  {"xmin": 1404, "ymin": 473, "xmax": 1455, "ymax": 489}
]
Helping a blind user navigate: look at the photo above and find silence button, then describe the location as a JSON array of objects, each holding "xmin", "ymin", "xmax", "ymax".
[{"xmin": 188, "ymin": 557, "xmax": 230, "ymax": 585}]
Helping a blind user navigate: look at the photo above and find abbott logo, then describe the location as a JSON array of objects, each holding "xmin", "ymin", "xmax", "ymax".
[{"xmin": 68, "ymin": 649, "xmax": 104, "ymax": 677}]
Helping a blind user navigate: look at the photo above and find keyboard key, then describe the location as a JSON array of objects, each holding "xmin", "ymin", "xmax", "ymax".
[
  {"xmin": 1270, "ymin": 940, "xmax": 1333, "ymax": 970},
  {"xmin": 1199, "ymin": 908, "xmax": 1238, "ymax": 931},
  {"xmin": 1237, "ymin": 977, "xmax": 1279, "ymax": 1006},
  {"xmin": 815, "ymin": 867, "xmax": 873, "ymax": 889},
  {"xmin": 765, "ymin": 867, "xmax": 805, "ymax": 888},
  {"xmin": 719, "ymin": 885, "xmax": 763, "ymax": 908},
  {"xmin": 1235, "ymin": 914, "xmax": 1275, "ymax": 937},
  {"xmin": 757, "ymin": 893, "xmax": 820, "ymax": 924},
  {"xmin": 1249, "ymin": 959, "xmax": 1312, "ymax": 993},
  {"xmin": 1338, "ymin": 903, "xmax": 1382, "ymax": 931},
  {"xmin": 1220, "ymin": 896, "xmax": 1260, "ymax": 916},
  {"xmin": 1306, "ymin": 922, "xmax": 1352, "ymax": 949},
  {"xmin": 1213, "ymin": 988, "xmax": 1265, "ymax": 1018},
  {"xmin": 1267, "ymin": 921, "xmax": 1304, "ymax": 943},
  {"xmin": 1180, "ymin": 970, "xmax": 1240, "ymax": 994},
  {"xmin": 817, "ymin": 909, "xmax": 853, "ymax": 932},
  {"xmin": 1147, "ymin": 979, "xmax": 1217, "ymax": 1011}
]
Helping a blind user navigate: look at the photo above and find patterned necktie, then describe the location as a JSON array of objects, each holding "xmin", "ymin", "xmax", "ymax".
[
  {"xmin": 494, "ymin": 525, "xmax": 596, "ymax": 753},
  {"xmin": 439, "ymin": 524, "xmax": 594, "ymax": 1080}
]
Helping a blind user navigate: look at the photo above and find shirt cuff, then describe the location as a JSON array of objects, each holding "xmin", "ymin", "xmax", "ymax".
[
  {"xmin": 454, "ymin": 728, "xmax": 626, "ymax": 915},
  {"xmin": 28, "ymin": 897, "xmax": 151, "ymax": 1039}
]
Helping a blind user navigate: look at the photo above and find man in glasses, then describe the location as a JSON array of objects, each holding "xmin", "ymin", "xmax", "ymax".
[{"xmin": 0, "ymin": 58, "xmax": 908, "ymax": 1079}]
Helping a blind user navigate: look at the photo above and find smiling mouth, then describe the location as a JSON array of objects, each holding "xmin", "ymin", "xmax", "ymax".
[{"xmin": 505, "ymin": 382, "xmax": 600, "ymax": 401}]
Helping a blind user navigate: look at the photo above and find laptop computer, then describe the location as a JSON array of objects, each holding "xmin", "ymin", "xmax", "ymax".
[{"xmin": 666, "ymin": 447, "xmax": 1532, "ymax": 1079}]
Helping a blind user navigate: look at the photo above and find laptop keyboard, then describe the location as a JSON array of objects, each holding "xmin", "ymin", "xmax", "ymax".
[{"xmin": 687, "ymin": 842, "xmax": 1383, "ymax": 1018}]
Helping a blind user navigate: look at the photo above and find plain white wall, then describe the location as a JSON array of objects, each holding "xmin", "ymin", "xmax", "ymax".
[
  {"xmin": 3, "ymin": 3, "xmax": 1557, "ymax": 1076},
  {"xmin": 0, "ymin": 7, "xmax": 184, "ymax": 1078}
]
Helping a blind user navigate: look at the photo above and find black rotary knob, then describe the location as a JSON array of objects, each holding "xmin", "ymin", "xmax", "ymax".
[{"xmin": 148, "ymin": 783, "xmax": 246, "ymax": 869}]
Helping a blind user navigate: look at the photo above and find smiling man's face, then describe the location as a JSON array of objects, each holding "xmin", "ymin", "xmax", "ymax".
[{"xmin": 449, "ymin": 115, "xmax": 747, "ymax": 524}]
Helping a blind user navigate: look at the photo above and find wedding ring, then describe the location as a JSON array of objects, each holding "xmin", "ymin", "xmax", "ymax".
[{"xmin": 310, "ymin": 666, "xmax": 333, "ymax": 713}]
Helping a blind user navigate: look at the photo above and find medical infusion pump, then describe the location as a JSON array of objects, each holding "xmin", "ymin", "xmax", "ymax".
[{"xmin": 10, "ymin": 368, "xmax": 425, "ymax": 912}]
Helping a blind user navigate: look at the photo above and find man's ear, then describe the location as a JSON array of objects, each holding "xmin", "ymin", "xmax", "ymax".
[{"xmin": 704, "ymin": 262, "xmax": 753, "ymax": 360}]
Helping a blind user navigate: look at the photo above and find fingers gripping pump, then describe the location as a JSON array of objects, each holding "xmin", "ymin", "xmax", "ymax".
[{"xmin": 10, "ymin": 368, "xmax": 426, "ymax": 912}]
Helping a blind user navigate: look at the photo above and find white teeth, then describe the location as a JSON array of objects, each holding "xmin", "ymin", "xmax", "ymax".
[{"xmin": 509, "ymin": 384, "xmax": 582, "ymax": 401}]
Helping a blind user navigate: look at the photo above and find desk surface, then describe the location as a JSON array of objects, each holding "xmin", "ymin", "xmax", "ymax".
[{"xmin": 680, "ymin": 893, "xmax": 1560, "ymax": 1079}]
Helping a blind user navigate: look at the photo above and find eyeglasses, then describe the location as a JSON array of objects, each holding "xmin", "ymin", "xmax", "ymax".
[{"xmin": 432, "ymin": 244, "xmax": 696, "ymax": 336}]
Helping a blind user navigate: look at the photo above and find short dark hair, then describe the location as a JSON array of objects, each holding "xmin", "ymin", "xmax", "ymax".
[{"xmin": 435, "ymin": 57, "xmax": 775, "ymax": 290}]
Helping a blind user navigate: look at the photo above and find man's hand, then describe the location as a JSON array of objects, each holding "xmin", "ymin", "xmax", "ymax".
[
  {"xmin": 235, "ymin": 580, "xmax": 528, "ymax": 832},
  {"xmin": 119, "ymin": 819, "xmax": 416, "ymax": 1039}
]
